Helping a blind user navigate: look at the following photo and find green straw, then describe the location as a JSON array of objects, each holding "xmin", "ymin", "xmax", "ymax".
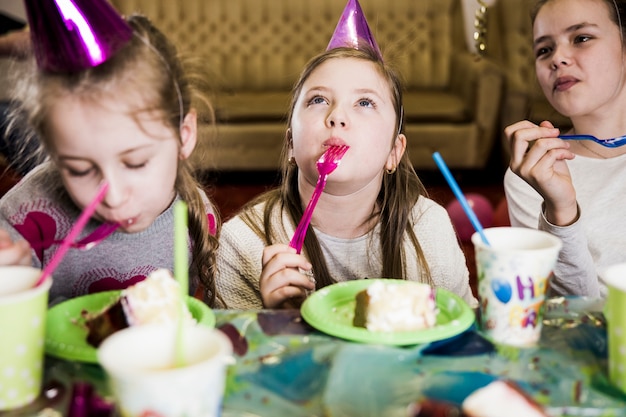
[
  {"xmin": 174, "ymin": 200, "xmax": 189, "ymax": 296},
  {"xmin": 173, "ymin": 200, "xmax": 188, "ymax": 366}
]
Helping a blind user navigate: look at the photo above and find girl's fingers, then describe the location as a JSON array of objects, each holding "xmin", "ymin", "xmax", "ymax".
[
  {"xmin": 260, "ymin": 244, "xmax": 314, "ymax": 308},
  {"xmin": 262, "ymin": 243, "xmax": 295, "ymax": 266},
  {"xmin": 509, "ymin": 128, "xmax": 564, "ymax": 170},
  {"xmin": 0, "ymin": 239, "xmax": 32, "ymax": 266},
  {"xmin": 261, "ymin": 244, "xmax": 312, "ymax": 280},
  {"xmin": 0, "ymin": 229, "xmax": 14, "ymax": 248},
  {"xmin": 267, "ymin": 284, "xmax": 308, "ymax": 309}
]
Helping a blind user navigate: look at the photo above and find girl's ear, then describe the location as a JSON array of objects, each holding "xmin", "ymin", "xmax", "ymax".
[
  {"xmin": 385, "ymin": 133, "xmax": 407, "ymax": 171},
  {"xmin": 179, "ymin": 110, "xmax": 198, "ymax": 160}
]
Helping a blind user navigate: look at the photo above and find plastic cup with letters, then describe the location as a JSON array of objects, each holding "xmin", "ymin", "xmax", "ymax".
[{"xmin": 472, "ymin": 227, "xmax": 562, "ymax": 347}]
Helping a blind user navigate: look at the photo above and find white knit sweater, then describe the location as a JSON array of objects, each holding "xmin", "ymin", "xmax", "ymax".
[{"xmin": 216, "ymin": 196, "xmax": 477, "ymax": 309}]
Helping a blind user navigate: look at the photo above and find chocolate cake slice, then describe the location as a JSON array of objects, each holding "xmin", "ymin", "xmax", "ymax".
[
  {"xmin": 82, "ymin": 299, "xmax": 129, "ymax": 347},
  {"xmin": 80, "ymin": 269, "xmax": 193, "ymax": 347}
]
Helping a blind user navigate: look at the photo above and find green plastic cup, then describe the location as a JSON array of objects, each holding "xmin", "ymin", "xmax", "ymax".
[
  {"xmin": 604, "ymin": 263, "xmax": 626, "ymax": 393},
  {"xmin": 0, "ymin": 266, "xmax": 51, "ymax": 410}
]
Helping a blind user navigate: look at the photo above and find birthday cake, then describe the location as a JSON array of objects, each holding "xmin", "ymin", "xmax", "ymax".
[
  {"xmin": 353, "ymin": 281, "xmax": 437, "ymax": 332},
  {"xmin": 82, "ymin": 269, "xmax": 192, "ymax": 347}
]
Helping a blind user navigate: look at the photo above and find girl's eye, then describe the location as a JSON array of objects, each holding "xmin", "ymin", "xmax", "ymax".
[
  {"xmin": 358, "ymin": 98, "xmax": 375, "ymax": 108},
  {"xmin": 574, "ymin": 35, "xmax": 592, "ymax": 44},
  {"xmin": 63, "ymin": 166, "xmax": 94, "ymax": 177},
  {"xmin": 125, "ymin": 161, "xmax": 147, "ymax": 169},
  {"xmin": 308, "ymin": 95, "xmax": 327, "ymax": 106},
  {"xmin": 535, "ymin": 46, "xmax": 551, "ymax": 59}
]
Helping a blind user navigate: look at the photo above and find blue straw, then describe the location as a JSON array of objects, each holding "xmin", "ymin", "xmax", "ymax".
[{"xmin": 432, "ymin": 152, "xmax": 490, "ymax": 245}]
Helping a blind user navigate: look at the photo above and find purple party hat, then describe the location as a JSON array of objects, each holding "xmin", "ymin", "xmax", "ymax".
[
  {"xmin": 326, "ymin": 0, "xmax": 382, "ymax": 60},
  {"xmin": 24, "ymin": 0, "xmax": 133, "ymax": 73}
]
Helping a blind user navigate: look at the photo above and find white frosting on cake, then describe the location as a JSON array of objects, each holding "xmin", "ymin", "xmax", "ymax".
[
  {"xmin": 363, "ymin": 281, "xmax": 437, "ymax": 332},
  {"xmin": 462, "ymin": 381, "xmax": 547, "ymax": 417},
  {"xmin": 121, "ymin": 269, "xmax": 193, "ymax": 326}
]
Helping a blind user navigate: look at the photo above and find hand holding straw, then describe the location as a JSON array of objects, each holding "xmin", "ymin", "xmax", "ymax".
[
  {"xmin": 173, "ymin": 200, "xmax": 189, "ymax": 366},
  {"xmin": 432, "ymin": 152, "xmax": 490, "ymax": 245},
  {"xmin": 37, "ymin": 182, "xmax": 109, "ymax": 287}
]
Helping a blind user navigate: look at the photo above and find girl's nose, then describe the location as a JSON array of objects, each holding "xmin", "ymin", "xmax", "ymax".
[
  {"xmin": 101, "ymin": 175, "xmax": 127, "ymax": 208},
  {"xmin": 326, "ymin": 106, "xmax": 347, "ymax": 128},
  {"xmin": 550, "ymin": 46, "xmax": 571, "ymax": 70}
]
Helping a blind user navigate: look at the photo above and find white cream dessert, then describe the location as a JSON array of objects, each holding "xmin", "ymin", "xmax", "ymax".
[
  {"xmin": 121, "ymin": 268, "xmax": 192, "ymax": 326},
  {"xmin": 353, "ymin": 281, "xmax": 437, "ymax": 332},
  {"xmin": 462, "ymin": 380, "xmax": 548, "ymax": 417},
  {"xmin": 83, "ymin": 268, "xmax": 193, "ymax": 347}
]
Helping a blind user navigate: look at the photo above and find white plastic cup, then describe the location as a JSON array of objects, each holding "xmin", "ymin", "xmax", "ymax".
[
  {"xmin": 0, "ymin": 266, "xmax": 51, "ymax": 410},
  {"xmin": 472, "ymin": 227, "xmax": 562, "ymax": 347},
  {"xmin": 98, "ymin": 324, "xmax": 233, "ymax": 417}
]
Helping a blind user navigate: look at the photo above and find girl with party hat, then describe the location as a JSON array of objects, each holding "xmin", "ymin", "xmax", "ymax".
[
  {"xmin": 0, "ymin": 0, "xmax": 222, "ymax": 307},
  {"xmin": 216, "ymin": 0, "xmax": 476, "ymax": 309}
]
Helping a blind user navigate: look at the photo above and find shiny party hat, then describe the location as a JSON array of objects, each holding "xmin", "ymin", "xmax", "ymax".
[
  {"xmin": 326, "ymin": 0, "xmax": 382, "ymax": 59},
  {"xmin": 24, "ymin": 0, "xmax": 133, "ymax": 73}
]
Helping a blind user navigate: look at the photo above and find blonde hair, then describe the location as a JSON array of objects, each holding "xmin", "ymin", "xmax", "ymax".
[{"xmin": 8, "ymin": 14, "xmax": 222, "ymax": 306}]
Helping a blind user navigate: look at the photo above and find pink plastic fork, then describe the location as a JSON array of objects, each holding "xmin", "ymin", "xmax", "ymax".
[
  {"xmin": 30, "ymin": 221, "xmax": 120, "ymax": 251},
  {"xmin": 289, "ymin": 145, "xmax": 349, "ymax": 254}
]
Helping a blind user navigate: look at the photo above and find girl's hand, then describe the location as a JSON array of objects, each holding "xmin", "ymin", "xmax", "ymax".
[
  {"xmin": 0, "ymin": 229, "xmax": 32, "ymax": 266},
  {"xmin": 506, "ymin": 120, "xmax": 578, "ymax": 226},
  {"xmin": 260, "ymin": 244, "xmax": 315, "ymax": 309}
]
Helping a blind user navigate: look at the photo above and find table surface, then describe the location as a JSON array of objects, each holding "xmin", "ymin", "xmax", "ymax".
[{"xmin": 5, "ymin": 296, "xmax": 626, "ymax": 417}]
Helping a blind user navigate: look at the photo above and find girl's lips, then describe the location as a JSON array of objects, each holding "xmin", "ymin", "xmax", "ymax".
[
  {"xmin": 323, "ymin": 137, "xmax": 347, "ymax": 147},
  {"xmin": 554, "ymin": 77, "xmax": 578, "ymax": 92},
  {"xmin": 109, "ymin": 217, "xmax": 137, "ymax": 229}
]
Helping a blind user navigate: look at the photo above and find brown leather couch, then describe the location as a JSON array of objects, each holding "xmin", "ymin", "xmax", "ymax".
[{"xmin": 111, "ymin": 0, "xmax": 504, "ymax": 171}]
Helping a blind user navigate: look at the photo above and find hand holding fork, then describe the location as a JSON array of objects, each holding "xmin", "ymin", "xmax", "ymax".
[{"xmin": 260, "ymin": 145, "xmax": 349, "ymax": 309}]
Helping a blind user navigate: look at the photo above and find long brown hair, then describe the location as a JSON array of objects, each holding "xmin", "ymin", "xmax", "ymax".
[
  {"xmin": 239, "ymin": 46, "xmax": 433, "ymax": 288},
  {"xmin": 8, "ymin": 15, "xmax": 222, "ymax": 306}
]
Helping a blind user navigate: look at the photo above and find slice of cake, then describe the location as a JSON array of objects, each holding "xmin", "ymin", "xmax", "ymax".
[
  {"xmin": 407, "ymin": 381, "xmax": 548, "ymax": 417},
  {"xmin": 461, "ymin": 380, "xmax": 548, "ymax": 417},
  {"xmin": 83, "ymin": 269, "xmax": 193, "ymax": 347},
  {"xmin": 353, "ymin": 281, "xmax": 437, "ymax": 332}
]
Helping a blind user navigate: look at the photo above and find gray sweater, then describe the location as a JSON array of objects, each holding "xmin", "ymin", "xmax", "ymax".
[{"xmin": 0, "ymin": 163, "xmax": 217, "ymax": 305}]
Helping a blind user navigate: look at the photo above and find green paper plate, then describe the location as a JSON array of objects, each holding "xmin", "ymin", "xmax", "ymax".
[
  {"xmin": 300, "ymin": 279, "xmax": 475, "ymax": 346},
  {"xmin": 45, "ymin": 290, "xmax": 216, "ymax": 363}
]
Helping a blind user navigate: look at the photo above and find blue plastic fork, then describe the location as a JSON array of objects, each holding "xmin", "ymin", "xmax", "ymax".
[
  {"xmin": 559, "ymin": 134, "xmax": 626, "ymax": 148},
  {"xmin": 289, "ymin": 145, "xmax": 349, "ymax": 254}
]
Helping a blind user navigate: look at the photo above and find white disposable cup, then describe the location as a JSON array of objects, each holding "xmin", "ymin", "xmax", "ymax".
[
  {"xmin": 0, "ymin": 266, "xmax": 51, "ymax": 411},
  {"xmin": 472, "ymin": 227, "xmax": 562, "ymax": 347},
  {"xmin": 98, "ymin": 323, "xmax": 233, "ymax": 417}
]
